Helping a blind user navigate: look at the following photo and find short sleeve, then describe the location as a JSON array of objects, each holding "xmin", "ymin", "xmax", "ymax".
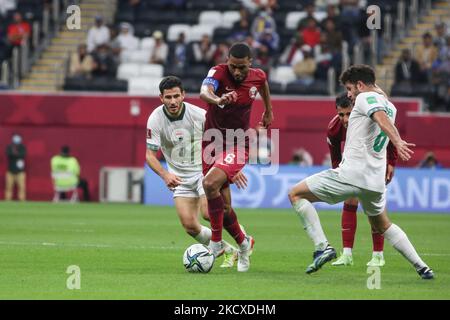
[
  {"xmin": 356, "ymin": 93, "xmax": 386, "ymax": 118},
  {"xmin": 201, "ymin": 66, "xmax": 222, "ymax": 92},
  {"xmin": 146, "ymin": 112, "xmax": 161, "ymax": 151}
]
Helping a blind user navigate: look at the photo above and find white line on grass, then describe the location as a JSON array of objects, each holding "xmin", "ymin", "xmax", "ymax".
[{"xmin": 0, "ymin": 240, "xmax": 181, "ymax": 250}]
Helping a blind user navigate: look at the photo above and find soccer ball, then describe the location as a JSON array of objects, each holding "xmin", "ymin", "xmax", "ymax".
[{"xmin": 183, "ymin": 244, "xmax": 215, "ymax": 273}]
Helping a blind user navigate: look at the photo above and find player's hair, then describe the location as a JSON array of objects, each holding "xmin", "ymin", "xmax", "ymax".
[
  {"xmin": 335, "ymin": 92, "xmax": 352, "ymax": 109},
  {"xmin": 229, "ymin": 43, "xmax": 252, "ymax": 59},
  {"xmin": 159, "ymin": 76, "xmax": 184, "ymax": 94},
  {"xmin": 339, "ymin": 64, "xmax": 376, "ymax": 86}
]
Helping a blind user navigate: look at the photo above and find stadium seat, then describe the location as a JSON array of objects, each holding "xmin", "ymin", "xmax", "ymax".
[
  {"xmin": 128, "ymin": 77, "xmax": 161, "ymax": 96},
  {"xmin": 140, "ymin": 37, "xmax": 155, "ymax": 50},
  {"xmin": 222, "ymin": 11, "xmax": 241, "ymax": 29},
  {"xmin": 285, "ymin": 12, "xmax": 307, "ymax": 29},
  {"xmin": 189, "ymin": 24, "xmax": 215, "ymax": 42},
  {"xmin": 268, "ymin": 81, "xmax": 284, "ymax": 94},
  {"xmin": 117, "ymin": 63, "xmax": 141, "ymax": 80},
  {"xmin": 139, "ymin": 64, "xmax": 164, "ymax": 78},
  {"xmin": 198, "ymin": 11, "xmax": 223, "ymax": 27},
  {"xmin": 313, "ymin": 12, "xmax": 327, "ymax": 22},
  {"xmin": 128, "ymin": 50, "xmax": 151, "ymax": 64},
  {"xmin": 167, "ymin": 24, "xmax": 191, "ymax": 42},
  {"xmin": 271, "ymin": 66, "xmax": 297, "ymax": 86}
]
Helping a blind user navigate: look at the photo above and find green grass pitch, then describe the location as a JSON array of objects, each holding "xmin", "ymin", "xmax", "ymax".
[{"xmin": 0, "ymin": 201, "xmax": 449, "ymax": 299}]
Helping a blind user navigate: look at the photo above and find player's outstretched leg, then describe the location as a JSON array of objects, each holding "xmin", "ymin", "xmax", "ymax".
[
  {"xmin": 367, "ymin": 226, "xmax": 385, "ymax": 267},
  {"xmin": 203, "ymin": 168, "xmax": 229, "ymax": 258},
  {"xmin": 289, "ymin": 181, "xmax": 336, "ymax": 274},
  {"xmin": 369, "ymin": 210, "xmax": 434, "ymax": 280},
  {"xmin": 221, "ymin": 188, "xmax": 253, "ymax": 271},
  {"xmin": 175, "ymin": 197, "xmax": 212, "ymax": 245},
  {"xmin": 333, "ymin": 200, "xmax": 357, "ymax": 266}
]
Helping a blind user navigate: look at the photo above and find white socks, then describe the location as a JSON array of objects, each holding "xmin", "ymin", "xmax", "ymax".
[
  {"xmin": 194, "ymin": 225, "xmax": 212, "ymax": 245},
  {"xmin": 293, "ymin": 199, "xmax": 328, "ymax": 251},
  {"xmin": 343, "ymin": 247, "xmax": 352, "ymax": 255},
  {"xmin": 383, "ymin": 223, "xmax": 426, "ymax": 270}
]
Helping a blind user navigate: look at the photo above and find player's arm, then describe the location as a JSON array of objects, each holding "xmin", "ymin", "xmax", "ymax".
[
  {"xmin": 385, "ymin": 141, "xmax": 398, "ymax": 184},
  {"xmin": 145, "ymin": 149, "xmax": 182, "ymax": 189},
  {"xmin": 257, "ymin": 80, "xmax": 274, "ymax": 128},
  {"xmin": 372, "ymin": 111, "xmax": 415, "ymax": 161},
  {"xmin": 200, "ymin": 84, "xmax": 237, "ymax": 106}
]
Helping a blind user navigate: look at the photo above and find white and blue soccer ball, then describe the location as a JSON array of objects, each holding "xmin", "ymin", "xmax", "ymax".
[{"xmin": 183, "ymin": 244, "xmax": 215, "ymax": 273}]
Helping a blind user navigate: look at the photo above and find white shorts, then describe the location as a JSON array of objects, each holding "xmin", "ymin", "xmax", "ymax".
[
  {"xmin": 304, "ymin": 169, "xmax": 386, "ymax": 216},
  {"xmin": 173, "ymin": 173, "xmax": 205, "ymax": 198}
]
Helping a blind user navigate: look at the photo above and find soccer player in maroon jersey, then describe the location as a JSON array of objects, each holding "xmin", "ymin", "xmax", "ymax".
[
  {"xmin": 199, "ymin": 43, "xmax": 274, "ymax": 272},
  {"xmin": 328, "ymin": 92, "xmax": 398, "ymax": 267}
]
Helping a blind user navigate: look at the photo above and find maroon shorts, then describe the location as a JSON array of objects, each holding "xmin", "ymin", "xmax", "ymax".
[{"xmin": 202, "ymin": 147, "xmax": 248, "ymax": 183}]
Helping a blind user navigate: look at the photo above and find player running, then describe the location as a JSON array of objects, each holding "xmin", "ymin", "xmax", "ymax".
[
  {"xmin": 200, "ymin": 43, "xmax": 274, "ymax": 272},
  {"xmin": 146, "ymin": 76, "xmax": 248, "ymax": 268},
  {"xmin": 288, "ymin": 65, "xmax": 434, "ymax": 279},
  {"xmin": 328, "ymin": 93, "xmax": 398, "ymax": 267}
]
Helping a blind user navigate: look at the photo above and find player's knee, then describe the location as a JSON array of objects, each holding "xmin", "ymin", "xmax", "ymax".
[
  {"xmin": 288, "ymin": 189, "xmax": 301, "ymax": 204},
  {"xmin": 202, "ymin": 178, "xmax": 217, "ymax": 195},
  {"xmin": 182, "ymin": 220, "xmax": 200, "ymax": 236}
]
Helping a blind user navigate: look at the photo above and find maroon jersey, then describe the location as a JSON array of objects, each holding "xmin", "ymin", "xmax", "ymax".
[
  {"xmin": 202, "ymin": 64, "xmax": 267, "ymax": 140},
  {"xmin": 327, "ymin": 114, "xmax": 398, "ymax": 169}
]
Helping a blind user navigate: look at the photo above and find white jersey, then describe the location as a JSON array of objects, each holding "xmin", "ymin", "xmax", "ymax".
[
  {"xmin": 146, "ymin": 102, "xmax": 206, "ymax": 178},
  {"xmin": 337, "ymin": 91, "xmax": 397, "ymax": 193}
]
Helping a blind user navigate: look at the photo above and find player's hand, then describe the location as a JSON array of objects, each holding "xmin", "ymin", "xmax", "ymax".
[
  {"xmin": 218, "ymin": 91, "xmax": 238, "ymax": 106},
  {"xmin": 385, "ymin": 164, "xmax": 395, "ymax": 185},
  {"xmin": 162, "ymin": 172, "xmax": 182, "ymax": 190},
  {"xmin": 232, "ymin": 170, "xmax": 248, "ymax": 190},
  {"xmin": 395, "ymin": 140, "xmax": 415, "ymax": 161},
  {"xmin": 259, "ymin": 110, "xmax": 274, "ymax": 128}
]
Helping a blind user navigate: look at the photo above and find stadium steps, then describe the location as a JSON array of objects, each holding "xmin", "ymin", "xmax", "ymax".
[
  {"xmin": 375, "ymin": 0, "xmax": 450, "ymax": 95},
  {"xmin": 17, "ymin": 0, "xmax": 117, "ymax": 92}
]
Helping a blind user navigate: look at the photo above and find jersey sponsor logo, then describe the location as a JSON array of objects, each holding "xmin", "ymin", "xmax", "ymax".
[
  {"xmin": 249, "ymin": 86, "xmax": 257, "ymax": 99},
  {"xmin": 366, "ymin": 96, "xmax": 377, "ymax": 104},
  {"xmin": 146, "ymin": 129, "xmax": 151, "ymax": 139}
]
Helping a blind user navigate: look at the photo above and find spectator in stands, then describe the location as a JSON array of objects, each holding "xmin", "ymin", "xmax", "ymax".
[
  {"xmin": 231, "ymin": 18, "xmax": 251, "ymax": 43},
  {"xmin": 253, "ymin": 43, "xmax": 273, "ymax": 75},
  {"xmin": 289, "ymin": 148, "xmax": 314, "ymax": 167},
  {"xmin": 322, "ymin": 18, "xmax": 342, "ymax": 54},
  {"xmin": 339, "ymin": 0, "xmax": 361, "ymax": 52},
  {"xmin": 108, "ymin": 25, "xmax": 122, "ymax": 65},
  {"xmin": 51, "ymin": 146, "xmax": 91, "ymax": 202},
  {"xmin": 255, "ymin": 27, "xmax": 279, "ymax": 55},
  {"xmin": 433, "ymin": 22, "xmax": 448, "ymax": 51},
  {"xmin": 297, "ymin": 3, "xmax": 319, "ymax": 31},
  {"xmin": 293, "ymin": 44, "xmax": 317, "ymax": 86},
  {"xmin": 87, "ymin": 15, "xmax": 110, "ymax": 53},
  {"xmin": 193, "ymin": 34, "xmax": 216, "ymax": 67},
  {"xmin": 417, "ymin": 151, "xmax": 443, "ymax": 169},
  {"xmin": 253, "ymin": 0, "xmax": 277, "ymax": 10},
  {"xmin": 212, "ymin": 42, "xmax": 229, "ymax": 65},
  {"xmin": 4, "ymin": 133, "xmax": 26, "ymax": 201},
  {"xmin": 250, "ymin": 6, "xmax": 276, "ymax": 39},
  {"xmin": 394, "ymin": 49, "xmax": 422, "ymax": 85},
  {"xmin": 314, "ymin": 34, "xmax": 333, "ymax": 80},
  {"xmin": 279, "ymin": 34, "xmax": 304, "ymax": 66},
  {"xmin": 415, "ymin": 32, "xmax": 439, "ymax": 81},
  {"xmin": 149, "ymin": 30, "xmax": 168, "ymax": 65},
  {"xmin": 7, "ymin": 11, "xmax": 30, "ymax": 47},
  {"xmin": 69, "ymin": 44, "xmax": 94, "ymax": 79},
  {"xmin": 321, "ymin": 4, "xmax": 341, "ymax": 31},
  {"xmin": 169, "ymin": 32, "xmax": 187, "ymax": 69},
  {"xmin": 91, "ymin": 44, "xmax": 116, "ymax": 78},
  {"xmin": 116, "ymin": 22, "xmax": 139, "ymax": 52},
  {"xmin": 124, "ymin": 0, "xmax": 145, "ymax": 15},
  {"xmin": 301, "ymin": 18, "xmax": 321, "ymax": 48}
]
